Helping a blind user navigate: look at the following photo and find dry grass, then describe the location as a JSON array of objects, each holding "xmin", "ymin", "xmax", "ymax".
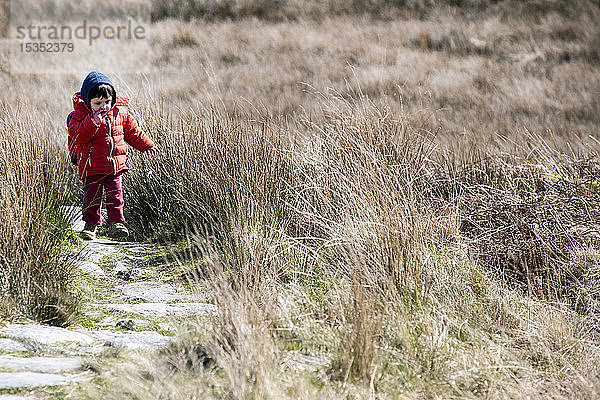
[
  {"xmin": 96, "ymin": 95, "xmax": 600, "ymax": 398},
  {"xmin": 0, "ymin": 103, "xmax": 79, "ymax": 325},
  {"xmin": 137, "ymin": 9, "xmax": 600, "ymax": 167},
  {"xmin": 1, "ymin": 0, "xmax": 600, "ymax": 397}
]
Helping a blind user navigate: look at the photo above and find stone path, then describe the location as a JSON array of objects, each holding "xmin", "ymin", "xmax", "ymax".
[
  {"xmin": 0, "ymin": 209, "xmax": 216, "ymax": 397},
  {"xmin": 0, "ymin": 208, "xmax": 328, "ymax": 398}
]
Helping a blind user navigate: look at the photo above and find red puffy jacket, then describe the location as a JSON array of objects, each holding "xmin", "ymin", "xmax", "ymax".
[{"xmin": 68, "ymin": 92, "xmax": 154, "ymax": 179}]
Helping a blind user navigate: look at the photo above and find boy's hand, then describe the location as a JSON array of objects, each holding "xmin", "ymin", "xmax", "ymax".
[
  {"xmin": 146, "ymin": 146, "xmax": 159, "ymax": 156},
  {"xmin": 92, "ymin": 109, "xmax": 105, "ymax": 124}
]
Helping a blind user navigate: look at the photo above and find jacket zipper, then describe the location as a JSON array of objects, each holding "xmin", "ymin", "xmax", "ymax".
[{"xmin": 106, "ymin": 116, "xmax": 116, "ymax": 175}]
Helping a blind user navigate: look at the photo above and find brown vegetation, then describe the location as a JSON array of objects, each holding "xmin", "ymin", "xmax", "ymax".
[
  {"xmin": 1, "ymin": 0, "xmax": 600, "ymax": 398},
  {"xmin": 0, "ymin": 104, "xmax": 79, "ymax": 325}
]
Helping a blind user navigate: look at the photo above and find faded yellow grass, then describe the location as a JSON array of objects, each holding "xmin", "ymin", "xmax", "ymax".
[{"xmin": 1, "ymin": 2, "xmax": 600, "ymax": 398}]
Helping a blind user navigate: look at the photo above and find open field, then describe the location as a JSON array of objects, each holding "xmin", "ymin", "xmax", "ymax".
[{"xmin": 1, "ymin": 1, "xmax": 600, "ymax": 398}]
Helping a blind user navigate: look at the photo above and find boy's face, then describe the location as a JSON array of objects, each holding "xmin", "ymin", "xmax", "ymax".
[{"xmin": 90, "ymin": 96, "xmax": 111, "ymax": 114}]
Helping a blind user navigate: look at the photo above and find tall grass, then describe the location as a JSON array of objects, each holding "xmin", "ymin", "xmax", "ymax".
[
  {"xmin": 123, "ymin": 108, "xmax": 295, "ymax": 243},
  {"xmin": 0, "ymin": 103, "xmax": 78, "ymax": 326},
  {"xmin": 10, "ymin": 0, "xmax": 597, "ymax": 22},
  {"xmin": 455, "ymin": 149, "xmax": 600, "ymax": 306},
  {"xmin": 101, "ymin": 91, "xmax": 600, "ymax": 398},
  {"xmin": 1, "ymin": 0, "xmax": 598, "ymax": 396},
  {"xmin": 149, "ymin": 0, "xmax": 596, "ymax": 22}
]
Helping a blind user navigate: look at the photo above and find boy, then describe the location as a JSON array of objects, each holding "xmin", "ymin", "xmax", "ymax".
[{"xmin": 68, "ymin": 70, "xmax": 157, "ymax": 240}]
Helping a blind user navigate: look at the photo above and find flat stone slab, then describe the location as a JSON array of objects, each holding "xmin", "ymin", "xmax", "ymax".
[
  {"xmin": 71, "ymin": 219, "xmax": 85, "ymax": 232},
  {"xmin": 115, "ymin": 319, "xmax": 151, "ymax": 331},
  {"xmin": 114, "ymin": 261, "xmax": 132, "ymax": 274},
  {"xmin": 76, "ymin": 260, "xmax": 105, "ymax": 278},
  {"xmin": 282, "ymin": 352, "xmax": 329, "ymax": 371},
  {"xmin": 121, "ymin": 282, "xmax": 198, "ymax": 302},
  {"xmin": 87, "ymin": 238, "xmax": 123, "ymax": 247},
  {"xmin": 99, "ymin": 302, "xmax": 217, "ymax": 318},
  {"xmin": 122, "ymin": 244, "xmax": 157, "ymax": 253},
  {"xmin": 0, "ymin": 356, "xmax": 83, "ymax": 373},
  {"xmin": 0, "ymin": 324, "xmax": 94, "ymax": 347},
  {"xmin": 0, "ymin": 339, "xmax": 29, "ymax": 353},
  {"xmin": 81, "ymin": 330, "xmax": 171, "ymax": 350},
  {"xmin": 84, "ymin": 241, "xmax": 122, "ymax": 264},
  {"xmin": 0, "ymin": 395, "xmax": 34, "ymax": 399},
  {"xmin": 0, "ymin": 371, "xmax": 83, "ymax": 388}
]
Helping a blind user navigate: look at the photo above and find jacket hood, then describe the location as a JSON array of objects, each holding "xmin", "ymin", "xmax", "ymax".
[{"xmin": 80, "ymin": 70, "xmax": 117, "ymax": 109}]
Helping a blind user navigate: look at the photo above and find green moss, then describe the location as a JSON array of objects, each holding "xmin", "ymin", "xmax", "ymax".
[
  {"xmin": 0, "ymin": 387, "xmax": 28, "ymax": 395},
  {"xmin": 97, "ymin": 253, "xmax": 127, "ymax": 269}
]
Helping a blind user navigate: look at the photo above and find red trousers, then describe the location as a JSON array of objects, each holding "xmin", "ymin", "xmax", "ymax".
[{"xmin": 82, "ymin": 173, "xmax": 125, "ymax": 226}]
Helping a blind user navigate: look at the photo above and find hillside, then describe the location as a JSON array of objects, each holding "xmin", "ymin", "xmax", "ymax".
[{"xmin": 1, "ymin": 1, "xmax": 600, "ymax": 398}]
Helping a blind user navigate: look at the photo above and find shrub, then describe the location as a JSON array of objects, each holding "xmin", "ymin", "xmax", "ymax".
[{"xmin": 0, "ymin": 104, "xmax": 78, "ymax": 325}]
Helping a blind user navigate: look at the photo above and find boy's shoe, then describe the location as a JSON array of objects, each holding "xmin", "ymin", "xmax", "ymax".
[
  {"xmin": 81, "ymin": 222, "xmax": 96, "ymax": 241},
  {"xmin": 108, "ymin": 222, "xmax": 129, "ymax": 239}
]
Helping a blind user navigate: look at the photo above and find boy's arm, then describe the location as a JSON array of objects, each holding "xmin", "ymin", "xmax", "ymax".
[
  {"xmin": 123, "ymin": 112, "xmax": 154, "ymax": 151},
  {"xmin": 68, "ymin": 112, "xmax": 101, "ymax": 144}
]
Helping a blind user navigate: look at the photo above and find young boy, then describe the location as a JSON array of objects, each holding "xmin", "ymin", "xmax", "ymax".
[{"xmin": 68, "ymin": 70, "xmax": 157, "ymax": 240}]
